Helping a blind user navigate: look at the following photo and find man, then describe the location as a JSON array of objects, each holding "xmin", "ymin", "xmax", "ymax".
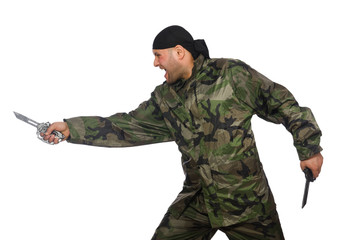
[{"xmin": 44, "ymin": 25, "xmax": 323, "ymax": 239}]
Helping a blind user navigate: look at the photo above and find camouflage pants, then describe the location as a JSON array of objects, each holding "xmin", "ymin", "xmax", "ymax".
[{"xmin": 151, "ymin": 192, "xmax": 284, "ymax": 240}]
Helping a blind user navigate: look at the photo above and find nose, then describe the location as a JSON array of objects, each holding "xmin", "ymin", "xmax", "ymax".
[{"xmin": 153, "ymin": 57, "xmax": 159, "ymax": 67}]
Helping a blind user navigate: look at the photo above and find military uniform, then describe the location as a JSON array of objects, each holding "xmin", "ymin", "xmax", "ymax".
[{"xmin": 65, "ymin": 55, "xmax": 322, "ymax": 239}]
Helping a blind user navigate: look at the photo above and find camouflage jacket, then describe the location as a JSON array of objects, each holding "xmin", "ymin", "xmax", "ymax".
[{"xmin": 65, "ymin": 55, "xmax": 322, "ymax": 228}]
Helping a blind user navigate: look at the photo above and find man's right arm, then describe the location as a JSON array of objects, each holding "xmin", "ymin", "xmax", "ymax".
[
  {"xmin": 44, "ymin": 90, "xmax": 174, "ymax": 147},
  {"xmin": 230, "ymin": 61, "xmax": 323, "ymax": 178}
]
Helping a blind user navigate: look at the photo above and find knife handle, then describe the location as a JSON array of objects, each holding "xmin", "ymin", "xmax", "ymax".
[{"xmin": 303, "ymin": 168, "xmax": 316, "ymax": 182}]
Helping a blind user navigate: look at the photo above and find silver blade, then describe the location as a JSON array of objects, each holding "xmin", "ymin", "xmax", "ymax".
[{"xmin": 13, "ymin": 111, "xmax": 39, "ymax": 128}]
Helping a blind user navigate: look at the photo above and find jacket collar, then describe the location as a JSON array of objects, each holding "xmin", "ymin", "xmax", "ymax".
[{"xmin": 170, "ymin": 54, "xmax": 206, "ymax": 92}]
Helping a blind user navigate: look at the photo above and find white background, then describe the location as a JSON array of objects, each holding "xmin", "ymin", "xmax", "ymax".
[{"xmin": 1, "ymin": 0, "xmax": 361, "ymax": 239}]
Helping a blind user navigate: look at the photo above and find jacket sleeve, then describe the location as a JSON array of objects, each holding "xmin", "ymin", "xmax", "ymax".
[
  {"xmin": 231, "ymin": 61, "xmax": 322, "ymax": 160},
  {"xmin": 64, "ymin": 91, "xmax": 174, "ymax": 147}
]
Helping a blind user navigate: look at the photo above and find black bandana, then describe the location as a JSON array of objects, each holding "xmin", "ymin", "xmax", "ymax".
[{"xmin": 153, "ymin": 25, "xmax": 210, "ymax": 59}]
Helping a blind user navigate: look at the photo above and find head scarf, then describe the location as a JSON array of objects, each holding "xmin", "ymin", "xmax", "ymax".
[{"xmin": 153, "ymin": 25, "xmax": 210, "ymax": 59}]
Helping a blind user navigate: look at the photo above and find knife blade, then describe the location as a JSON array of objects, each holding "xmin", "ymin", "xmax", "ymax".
[{"xmin": 302, "ymin": 167, "xmax": 315, "ymax": 208}]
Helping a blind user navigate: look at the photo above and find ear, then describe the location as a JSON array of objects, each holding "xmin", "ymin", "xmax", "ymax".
[{"xmin": 174, "ymin": 45, "xmax": 186, "ymax": 59}]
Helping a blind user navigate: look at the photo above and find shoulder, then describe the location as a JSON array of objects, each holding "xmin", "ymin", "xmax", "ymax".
[{"xmin": 204, "ymin": 58, "xmax": 252, "ymax": 74}]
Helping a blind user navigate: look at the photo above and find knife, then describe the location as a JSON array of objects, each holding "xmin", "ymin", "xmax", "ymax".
[{"xmin": 14, "ymin": 111, "xmax": 65, "ymax": 144}]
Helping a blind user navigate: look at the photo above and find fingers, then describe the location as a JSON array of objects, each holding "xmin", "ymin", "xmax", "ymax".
[
  {"xmin": 45, "ymin": 123, "xmax": 57, "ymax": 136},
  {"xmin": 40, "ymin": 132, "xmax": 61, "ymax": 144},
  {"xmin": 41, "ymin": 123, "xmax": 57, "ymax": 143},
  {"xmin": 304, "ymin": 164, "xmax": 321, "ymax": 179},
  {"xmin": 300, "ymin": 152, "xmax": 324, "ymax": 179},
  {"xmin": 41, "ymin": 122, "xmax": 69, "ymax": 144},
  {"xmin": 302, "ymin": 164, "xmax": 320, "ymax": 179},
  {"xmin": 310, "ymin": 167, "xmax": 321, "ymax": 179}
]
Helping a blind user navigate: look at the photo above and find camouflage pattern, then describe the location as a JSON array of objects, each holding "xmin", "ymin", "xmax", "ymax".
[
  {"xmin": 151, "ymin": 191, "xmax": 284, "ymax": 240},
  {"xmin": 65, "ymin": 55, "xmax": 322, "ymax": 229}
]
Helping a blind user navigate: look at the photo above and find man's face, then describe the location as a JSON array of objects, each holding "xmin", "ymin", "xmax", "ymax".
[{"xmin": 153, "ymin": 48, "xmax": 182, "ymax": 84}]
